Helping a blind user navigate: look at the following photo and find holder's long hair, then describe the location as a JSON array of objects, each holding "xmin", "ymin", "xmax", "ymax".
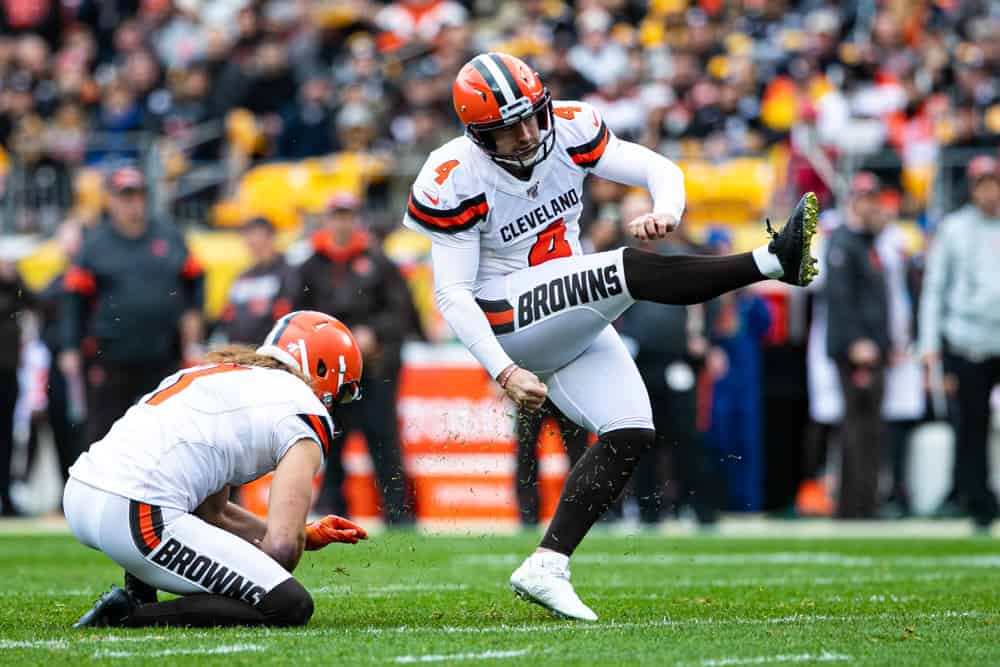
[{"xmin": 203, "ymin": 345, "xmax": 311, "ymax": 386}]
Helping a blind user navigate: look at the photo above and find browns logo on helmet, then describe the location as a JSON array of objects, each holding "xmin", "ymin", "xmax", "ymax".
[
  {"xmin": 453, "ymin": 53, "xmax": 554, "ymax": 170},
  {"xmin": 257, "ymin": 310, "xmax": 363, "ymax": 410}
]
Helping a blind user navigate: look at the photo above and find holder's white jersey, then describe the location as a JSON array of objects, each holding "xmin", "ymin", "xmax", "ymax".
[{"xmin": 69, "ymin": 364, "xmax": 335, "ymax": 512}]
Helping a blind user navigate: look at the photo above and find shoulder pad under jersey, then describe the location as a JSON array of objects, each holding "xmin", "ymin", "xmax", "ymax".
[
  {"xmin": 553, "ymin": 100, "xmax": 611, "ymax": 170},
  {"xmin": 406, "ymin": 138, "xmax": 488, "ymax": 234}
]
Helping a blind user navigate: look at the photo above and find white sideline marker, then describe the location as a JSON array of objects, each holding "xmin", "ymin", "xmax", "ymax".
[
  {"xmin": 589, "ymin": 571, "xmax": 965, "ymax": 590},
  {"xmin": 93, "ymin": 643, "xmax": 266, "ymax": 658},
  {"xmin": 456, "ymin": 552, "xmax": 1000, "ymax": 568},
  {"xmin": 0, "ymin": 610, "xmax": 984, "ymax": 654},
  {"xmin": 698, "ymin": 651, "xmax": 851, "ymax": 666},
  {"xmin": 81, "ymin": 634, "xmax": 174, "ymax": 643},
  {"xmin": 394, "ymin": 648, "xmax": 530, "ymax": 663},
  {"xmin": 403, "ymin": 610, "xmax": 986, "ymax": 636},
  {"xmin": 0, "ymin": 639, "xmax": 69, "ymax": 649},
  {"xmin": 0, "ymin": 589, "xmax": 98, "ymax": 597}
]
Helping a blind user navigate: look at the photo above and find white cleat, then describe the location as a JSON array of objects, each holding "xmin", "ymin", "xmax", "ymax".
[{"xmin": 509, "ymin": 551, "xmax": 598, "ymax": 621}]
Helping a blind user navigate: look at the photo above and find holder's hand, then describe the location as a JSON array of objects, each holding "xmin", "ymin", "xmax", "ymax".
[{"xmin": 305, "ymin": 515, "xmax": 369, "ymax": 549}]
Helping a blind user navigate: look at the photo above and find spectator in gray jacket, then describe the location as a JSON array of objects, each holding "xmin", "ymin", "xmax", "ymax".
[{"xmin": 919, "ymin": 155, "xmax": 1000, "ymax": 531}]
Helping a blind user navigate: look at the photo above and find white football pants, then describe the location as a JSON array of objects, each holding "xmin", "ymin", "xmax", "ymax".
[
  {"xmin": 64, "ymin": 477, "xmax": 291, "ymax": 605},
  {"xmin": 475, "ymin": 248, "xmax": 652, "ymax": 435}
]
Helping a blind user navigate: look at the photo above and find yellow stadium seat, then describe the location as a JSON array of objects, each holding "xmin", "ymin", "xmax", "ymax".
[
  {"xmin": 185, "ymin": 230, "xmax": 252, "ymax": 320},
  {"xmin": 214, "ymin": 151, "xmax": 388, "ymax": 230},
  {"xmin": 677, "ymin": 157, "xmax": 776, "ymax": 224},
  {"xmin": 17, "ymin": 238, "xmax": 66, "ymax": 292}
]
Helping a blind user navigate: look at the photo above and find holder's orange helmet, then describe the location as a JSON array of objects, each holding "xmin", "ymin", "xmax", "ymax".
[
  {"xmin": 453, "ymin": 53, "xmax": 554, "ymax": 169},
  {"xmin": 257, "ymin": 311, "xmax": 363, "ymax": 410}
]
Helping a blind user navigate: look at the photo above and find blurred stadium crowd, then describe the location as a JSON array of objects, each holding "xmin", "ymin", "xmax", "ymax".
[{"xmin": 0, "ymin": 0, "xmax": 998, "ymax": 529}]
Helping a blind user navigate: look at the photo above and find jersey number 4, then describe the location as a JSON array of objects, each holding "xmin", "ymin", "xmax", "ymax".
[
  {"xmin": 434, "ymin": 159, "xmax": 460, "ymax": 185},
  {"xmin": 146, "ymin": 365, "xmax": 248, "ymax": 406},
  {"xmin": 529, "ymin": 219, "xmax": 572, "ymax": 266},
  {"xmin": 553, "ymin": 106, "xmax": 582, "ymax": 120}
]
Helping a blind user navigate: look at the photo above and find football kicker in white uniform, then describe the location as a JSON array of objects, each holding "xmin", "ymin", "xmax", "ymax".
[{"xmin": 403, "ymin": 52, "xmax": 820, "ymax": 621}]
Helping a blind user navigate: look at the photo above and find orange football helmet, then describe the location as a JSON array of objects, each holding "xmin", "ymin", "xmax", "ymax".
[
  {"xmin": 453, "ymin": 52, "xmax": 554, "ymax": 169},
  {"xmin": 257, "ymin": 311, "xmax": 363, "ymax": 409}
]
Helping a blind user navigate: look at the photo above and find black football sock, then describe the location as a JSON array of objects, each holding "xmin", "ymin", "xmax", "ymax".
[
  {"xmin": 124, "ymin": 572, "xmax": 158, "ymax": 605},
  {"xmin": 123, "ymin": 594, "xmax": 267, "ymax": 627},
  {"xmin": 622, "ymin": 247, "xmax": 765, "ymax": 305},
  {"xmin": 540, "ymin": 428, "xmax": 655, "ymax": 555},
  {"xmin": 123, "ymin": 579, "xmax": 312, "ymax": 628}
]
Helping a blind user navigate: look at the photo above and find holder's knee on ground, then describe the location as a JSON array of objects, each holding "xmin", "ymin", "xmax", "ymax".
[{"xmin": 259, "ymin": 578, "xmax": 314, "ymax": 627}]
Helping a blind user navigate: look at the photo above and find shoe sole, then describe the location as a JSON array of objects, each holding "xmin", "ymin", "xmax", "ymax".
[
  {"xmin": 797, "ymin": 192, "xmax": 819, "ymax": 286},
  {"xmin": 509, "ymin": 582, "xmax": 596, "ymax": 621}
]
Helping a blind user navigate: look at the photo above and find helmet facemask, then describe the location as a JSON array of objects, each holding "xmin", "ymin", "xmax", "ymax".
[
  {"xmin": 315, "ymin": 355, "xmax": 363, "ymax": 411},
  {"xmin": 467, "ymin": 90, "xmax": 555, "ymax": 171}
]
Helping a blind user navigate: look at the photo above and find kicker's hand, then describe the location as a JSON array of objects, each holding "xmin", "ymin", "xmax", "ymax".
[
  {"xmin": 305, "ymin": 515, "xmax": 369, "ymax": 550},
  {"xmin": 627, "ymin": 213, "xmax": 678, "ymax": 240},
  {"xmin": 498, "ymin": 365, "xmax": 547, "ymax": 412}
]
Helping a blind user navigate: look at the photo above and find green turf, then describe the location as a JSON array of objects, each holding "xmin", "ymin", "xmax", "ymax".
[{"xmin": 0, "ymin": 530, "xmax": 996, "ymax": 665}]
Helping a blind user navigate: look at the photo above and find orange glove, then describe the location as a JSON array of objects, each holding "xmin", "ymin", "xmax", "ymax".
[{"xmin": 304, "ymin": 515, "xmax": 368, "ymax": 550}]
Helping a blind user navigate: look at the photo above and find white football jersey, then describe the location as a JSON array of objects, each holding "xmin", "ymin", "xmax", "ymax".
[
  {"xmin": 403, "ymin": 100, "xmax": 613, "ymax": 287},
  {"xmin": 69, "ymin": 364, "xmax": 335, "ymax": 512}
]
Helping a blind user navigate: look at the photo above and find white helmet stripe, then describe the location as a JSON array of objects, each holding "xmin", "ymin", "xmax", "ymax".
[
  {"xmin": 337, "ymin": 354, "xmax": 346, "ymax": 395},
  {"xmin": 475, "ymin": 54, "xmax": 518, "ymax": 107},
  {"xmin": 264, "ymin": 312, "xmax": 296, "ymax": 346},
  {"xmin": 298, "ymin": 338, "xmax": 310, "ymax": 379}
]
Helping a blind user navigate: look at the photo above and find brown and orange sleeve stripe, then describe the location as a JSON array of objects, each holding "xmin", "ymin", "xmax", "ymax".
[
  {"xmin": 476, "ymin": 298, "xmax": 515, "ymax": 335},
  {"xmin": 297, "ymin": 413, "xmax": 336, "ymax": 458},
  {"xmin": 407, "ymin": 191, "xmax": 489, "ymax": 233},
  {"xmin": 567, "ymin": 122, "xmax": 610, "ymax": 169}
]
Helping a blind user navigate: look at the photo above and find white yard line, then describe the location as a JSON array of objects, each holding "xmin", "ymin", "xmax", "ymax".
[
  {"xmin": 80, "ymin": 634, "xmax": 173, "ymax": 643},
  {"xmin": 366, "ymin": 610, "xmax": 987, "ymax": 637},
  {"xmin": 0, "ymin": 589, "xmax": 98, "ymax": 597},
  {"xmin": 393, "ymin": 649, "xmax": 531, "ymax": 663},
  {"xmin": 455, "ymin": 552, "xmax": 1000, "ymax": 568},
  {"xmin": 93, "ymin": 643, "xmax": 266, "ymax": 658},
  {"xmin": 1, "ymin": 610, "xmax": 985, "ymax": 653},
  {"xmin": 0, "ymin": 639, "xmax": 69, "ymax": 649},
  {"xmin": 697, "ymin": 651, "xmax": 851, "ymax": 666},
  {"xmin": 591, "ymin": 571, "xmax": 965, "ymax": 590}
]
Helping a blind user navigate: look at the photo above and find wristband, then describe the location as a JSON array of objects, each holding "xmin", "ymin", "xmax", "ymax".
[{"xmin": 498, "ymin": 364, "xmax": 519, "ymax": 388}]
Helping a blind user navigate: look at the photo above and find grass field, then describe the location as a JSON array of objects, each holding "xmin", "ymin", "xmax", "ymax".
[{"xmin": 0, "ymin": 527, "xmax": 997, "ymax": 665}]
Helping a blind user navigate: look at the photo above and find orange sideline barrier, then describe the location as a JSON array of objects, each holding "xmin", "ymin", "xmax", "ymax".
[{"xmin": 238, "ymin": 344, "xmax": 574, "ymax": 527}]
